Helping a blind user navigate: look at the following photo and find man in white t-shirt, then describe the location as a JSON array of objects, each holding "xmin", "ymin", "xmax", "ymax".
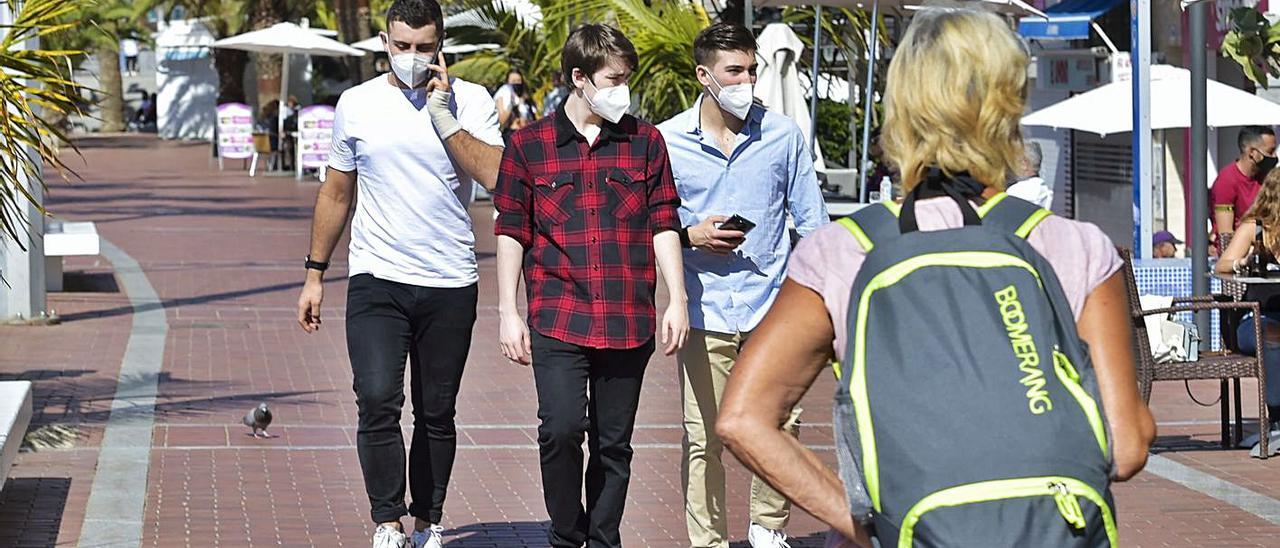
[
  {"xmin": 295, "ymin": 2, "xmax": 503, "ymax": 548},
  {"xmin": 1006, "ymin": 140, "xmax": 1054, "ymax": 210},
  {"xmin": 121, "ymin": 38, "xmax": 140, "ymax": 76}
]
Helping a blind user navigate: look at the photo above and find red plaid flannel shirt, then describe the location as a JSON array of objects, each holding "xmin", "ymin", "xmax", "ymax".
[{"xmin": 493, "ymin": 107, "xmax": 681, "ymax": 349}]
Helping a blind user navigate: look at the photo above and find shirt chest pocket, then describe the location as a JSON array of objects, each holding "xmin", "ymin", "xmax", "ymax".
[
  {"xmin": 605, "ymin": 167, "xmax": 648, "ymax": 220},
  {"xmin": 534, "ymin": 173, "xmax": 577, "ymax": 226}
]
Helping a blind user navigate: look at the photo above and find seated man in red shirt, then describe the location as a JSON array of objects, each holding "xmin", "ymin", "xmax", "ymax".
[
  {"xmin": 493, "ymin": 23, "xmax": 689, "ymax": 548},
  {"xmin": 1212, "ymin": 125, "xmax": 1277, "ymax": 248}
]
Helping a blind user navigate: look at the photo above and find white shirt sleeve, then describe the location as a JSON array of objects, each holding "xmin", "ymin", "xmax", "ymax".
[
  {"xmin": 328, "ymin": 97, "xmax": 357, "ymax": 172},
  {"xmin": 1006, "ymin": 177, "xmax": 1053, "ymax": 210},
  {"xmin": 456, "ymin": 80, "xmax": 504, "ymax": 148},
  {"xmin": 492, "ymin": 84, "xmax": 514, "ymax": 110}
]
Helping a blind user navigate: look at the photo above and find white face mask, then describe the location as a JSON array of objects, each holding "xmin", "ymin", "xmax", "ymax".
[
  {"xmin": 703, "ymin": 68, "xmax": 753, "ymax": 120},
  {"xmin": 389, "ymin": 51, "xmax": 431, "ymax": 87},
  {"xmin": 584, "ymin": 78, "xmax": 631, "ymax": 124}
]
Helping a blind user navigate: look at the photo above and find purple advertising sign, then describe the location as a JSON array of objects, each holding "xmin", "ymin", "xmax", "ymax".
[
  {"xmin": 215, "ymin": 103, "xmax": 254, "ymax": 160},
  {"xmin": 298, "ymin": 105, "xmax": 336, "ymax": 169}
]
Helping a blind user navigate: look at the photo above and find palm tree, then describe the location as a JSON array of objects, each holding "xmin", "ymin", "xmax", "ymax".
[
  {"xmin": 448, "ymin": 0, "xmax": 566, "ymax": 92},
  {"xmin": 0, "ymin": 0, "xmax": 89, "ymax": 244},
  {"xmin": 248, "ymin": 0, "xmax": 285, "ymax": 109},
  {"xmin": 333, "ymin": 0, "xmax": 373, "ymax": 81},
  {"xmin": 68, "ymin": 0, "xmax": 152, "ymax": 133}
]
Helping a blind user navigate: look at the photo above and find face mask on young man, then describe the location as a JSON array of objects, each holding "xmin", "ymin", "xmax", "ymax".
[
  {"xmin": 583, "ymin": 76, "xmax": 631, "ymax": 124},
  {"xmin": 701, "ymin": 67, "xmax": 753, "ymax": 120},
  {"xmin": 385, "ymin": 34, "xmax": 441, "ymax": 87}
]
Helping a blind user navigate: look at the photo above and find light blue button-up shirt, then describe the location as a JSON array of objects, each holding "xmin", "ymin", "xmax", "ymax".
[{"xmin": 658, "ymin": 97, "xmax": 828, "ymax": 334}]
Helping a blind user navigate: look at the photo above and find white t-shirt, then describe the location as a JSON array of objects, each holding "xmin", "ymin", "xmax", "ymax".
[
  {"xmin": 1006, "ymin": 175, "xmax": 1054, "ymax": 210},
  {"xmin": 329, "ymin": 76, "xmax": 503, "ymax": 288},
  {"xmin": 121, "ymin": 39, "xmax": 140, "ymax": 57}
]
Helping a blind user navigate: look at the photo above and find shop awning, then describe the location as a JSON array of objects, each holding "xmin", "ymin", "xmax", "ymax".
[{"xmin": 1018, "ymin": 0, "xmax": 1124, "ymax": 41}]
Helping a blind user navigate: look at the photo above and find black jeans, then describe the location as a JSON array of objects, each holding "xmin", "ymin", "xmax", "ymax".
[
  {"xmin": 346, "ymin": 274, "xmax": 477, "ymax": 525},
  {"xmin": 531, "ymin": 330, "xmax": 654, "ymax": 548}
]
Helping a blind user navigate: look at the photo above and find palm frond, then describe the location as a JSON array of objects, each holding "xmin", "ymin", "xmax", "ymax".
[{"xmin": 0, "ymin": 0, "xmax": 89, "ymax": 247}]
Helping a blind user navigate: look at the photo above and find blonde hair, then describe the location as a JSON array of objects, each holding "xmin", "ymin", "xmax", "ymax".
[
  {"xmin": 880, "ymin": 4, "xmax": 1030, "ymax": 192},
  {"xmin": 1243, "ymin": 169, "xmax": 1280, "ymax": 254}
]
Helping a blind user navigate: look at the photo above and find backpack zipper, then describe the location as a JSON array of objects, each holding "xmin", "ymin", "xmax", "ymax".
[
  {"xmin": 897, "ymin": 476, "xmax": 1116, "ymax": 548},
  {"xmin": 1051, "ymin": 481, "xmax": 1088, "ymax": 530}
]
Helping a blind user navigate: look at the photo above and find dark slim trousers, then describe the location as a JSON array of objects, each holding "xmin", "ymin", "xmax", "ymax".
[
  {"xmin": 531, "ymin": 329, "xmax": 654, "ymax": 548},
  {"xmin": 346, "ymin": 274, "xmax": 478, "ymax": 525}
]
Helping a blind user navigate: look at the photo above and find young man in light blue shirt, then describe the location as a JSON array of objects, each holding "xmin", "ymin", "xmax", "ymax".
[{"xmin": 657, "ymin": 22, "xmax": 828, "ymax": 548}]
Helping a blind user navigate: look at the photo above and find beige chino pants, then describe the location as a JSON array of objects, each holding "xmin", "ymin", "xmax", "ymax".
[{"xmin": 678, "ymin": 328, "xmax": 802, "ymax": 548}]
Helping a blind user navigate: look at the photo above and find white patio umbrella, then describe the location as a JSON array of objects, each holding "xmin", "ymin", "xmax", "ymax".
[
  {"xmin": 1022, "ymin": 65, "xmax": 1280, "ymax": 135},
  {"xmin": 212, "ymin": 22, "xmax": 365, "ymax": 147},
  {"xmin": 756, "ymin": 22, "xmax": 827, "ymax": 170},
  {"xmin": 350, "ymin": 35, "xmax": 501, "ymax": 55}
]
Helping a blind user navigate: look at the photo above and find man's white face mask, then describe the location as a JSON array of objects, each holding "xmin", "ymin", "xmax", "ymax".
[
  {"xmin": 384, "ymin": 32, "xmax": 440, "ymax": 87},
  {"xmin": 702, "ymin": 67, "xmax": 753, "ymax": 120},
  {"xmin": 584, "ymin": 78, "xmax": 631, "ymax": 124}
]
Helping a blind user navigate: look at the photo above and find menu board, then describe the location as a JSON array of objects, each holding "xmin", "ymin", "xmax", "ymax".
[
  {"xmin": 215, "ymin": 103, "xmax": 254, "ymax": 160},
  {"xmin": 297, "ymin": 105, "xmax": 336, "ymax": 169}
]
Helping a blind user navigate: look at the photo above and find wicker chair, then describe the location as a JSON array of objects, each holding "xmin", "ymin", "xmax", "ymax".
[
  {"xmin": 1218, "ymin": 231, "xmax": 1247, "ymax": 300},
  {"xmin": 1118, "ymin": 248, "xmax": 1269, "ymax": 457}
]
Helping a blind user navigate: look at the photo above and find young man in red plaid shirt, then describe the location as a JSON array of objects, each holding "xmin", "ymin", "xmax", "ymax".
[{"xmin": 493, "ymin": 23, "xmax": 689, "ymax": 548}]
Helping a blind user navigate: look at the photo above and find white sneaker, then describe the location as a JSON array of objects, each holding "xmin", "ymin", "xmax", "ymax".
[
  {"xmin": 409, "ymin": 524, "xmax": 444, "ymax": 548},
  {"xmin": 748, "ymin": 522, "xmax": 792, "ymax": 548},
  {"xmin": 373, "ymin": 524, "xmax": 409, "ymax": 548}
]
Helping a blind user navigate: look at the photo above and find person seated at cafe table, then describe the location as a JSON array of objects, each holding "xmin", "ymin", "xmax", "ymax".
[
  {"xmin": 1215, "ymin": 167, "xmax": 1280, "ymax": 431},
  {"xmin": 1152, "ymin": 230, "xmax": 1182, "ymax": 259}
]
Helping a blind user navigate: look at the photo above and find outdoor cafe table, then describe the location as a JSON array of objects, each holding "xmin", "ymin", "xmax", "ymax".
[{"xmin": 1211, "ymin": 273, "xmax": 1280, "ymax": 453}]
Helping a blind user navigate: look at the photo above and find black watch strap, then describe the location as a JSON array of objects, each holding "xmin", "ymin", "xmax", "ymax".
[
  {"xmin": 679, "ymin": 226, "xmax": 692, "ymax": 248},
  {"xmin": 305, "ymin": 256, "xmax": 330, "ymax": 272}
]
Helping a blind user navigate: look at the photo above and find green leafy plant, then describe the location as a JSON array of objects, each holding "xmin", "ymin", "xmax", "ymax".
[
  {"xmin": 448, "ymin": 0, "xmax": 567, "ymax": 95},
  {"xmin": 1222, "ymin": 6, "xmax": 1280, "ymax": 88},
  {"xmin": 816, "ymin": 99, "xmax": 852, "ymax": 167},
  {"xmin": 0, "ymin": 0, "xmax": 89, "ymax": 245},
  {"xmin": 782, "ymin": 6, "xmax": 884, "ymax": 165}
]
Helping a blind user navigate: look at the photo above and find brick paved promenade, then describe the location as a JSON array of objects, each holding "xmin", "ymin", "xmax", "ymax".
[{"xmin": 1, "ymin": 135, "xmax": 1279, "ymax": 547}]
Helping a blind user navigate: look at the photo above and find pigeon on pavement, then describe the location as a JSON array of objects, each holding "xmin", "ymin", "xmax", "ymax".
[{"xmin": 243, "ymin": 402, "xmax": 273, "ymax": 438}]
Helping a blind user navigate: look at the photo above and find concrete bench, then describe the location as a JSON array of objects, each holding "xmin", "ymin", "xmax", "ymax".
[
  {"xmin": 44, "ymin": 220, "xmax": 100, "ymax": 292},
  {"xmin": 0, "ymin": 381, "xmax": 33, "ymax": 495}
]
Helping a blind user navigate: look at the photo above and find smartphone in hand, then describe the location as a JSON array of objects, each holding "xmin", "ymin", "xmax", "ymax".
[{"xmin": 717, "ymin": 214, "xmax": 756, "ymax": 234}]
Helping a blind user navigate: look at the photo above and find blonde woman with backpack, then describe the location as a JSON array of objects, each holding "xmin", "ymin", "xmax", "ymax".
[{"xmin": 715, "ymin": 5, "xmax": 1156, "ymax": 547}]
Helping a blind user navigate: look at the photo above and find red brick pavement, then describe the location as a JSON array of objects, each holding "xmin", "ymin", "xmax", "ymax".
[{"xmin": 0, "ymin": 135, "xmax": 1278, "ymax": 547}]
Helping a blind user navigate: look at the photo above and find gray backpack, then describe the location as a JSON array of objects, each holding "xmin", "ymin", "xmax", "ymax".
[{"xmin": 833, "ymin": 179, "xmax": 1116, "ymax": 547}]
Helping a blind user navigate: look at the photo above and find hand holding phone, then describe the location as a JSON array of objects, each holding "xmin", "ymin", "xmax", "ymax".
[
  {"xmin": 717, "ymin": 214, "xmax": 756, "ymax": 234},
  {"xmin": 689, "ymin": 214, "xmax": 749, "ymax": 254}
]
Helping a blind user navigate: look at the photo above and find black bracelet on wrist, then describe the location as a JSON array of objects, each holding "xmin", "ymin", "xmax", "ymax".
[
  {"xmin": 305, "ymin": 255, "xmax": 329, "ymax": 272},
  {"xmin": 679, "ymin": 226, "xmax": 692, "ymax": 248}
]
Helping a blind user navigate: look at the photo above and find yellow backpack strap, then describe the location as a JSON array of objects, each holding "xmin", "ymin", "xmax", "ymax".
[
  {"xmin": 982, "ymin": 193, "xmax": 1053, "ymax": 239},
  {"xmin": 836, "ymin": 218, "xmax": 874, "ymax": 252},
  {"xmin": 837, "ymin": 203, "xmax": 902, "ymax": 252}
]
